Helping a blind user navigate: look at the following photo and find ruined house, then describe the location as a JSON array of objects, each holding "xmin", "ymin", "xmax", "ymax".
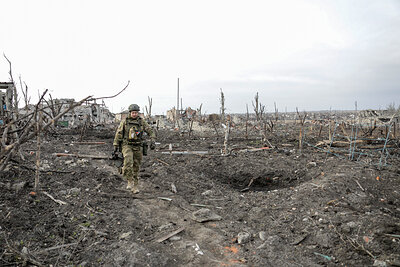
[
  {"xmin": 208, "ymin": 113, "xmax": 220, "ymax": 122},
  {"xmin": 17, "ymin": 98, "xmax": 114, "ymax": 127},
  {"xmin": 1, "ymin": 79, "xmax": 115, "ymax": 128},
  {"xmin": 166, "ymin": 107, "xmax": 198, "ymax": 122},
  {"xmin": 115, "ymin": 111, "xmax": 150, "ymax": 123},
  {"xmin": 0, "ymin": 82, "xmax": 14, "ymax": 125},
  {"xmin": 114, "ymin": 111, "xmax": 130, "ymax": 122},
  {"xmin": 182, "ymin": 107, "xmax": 197, "ymax": 119},
  {"xmin": 57, "ymin": 100, "xmax": 114, "ymax": 127},
  {"xmin": 166, "ymin": 107, "xmax": 177, "ymax": 122}
]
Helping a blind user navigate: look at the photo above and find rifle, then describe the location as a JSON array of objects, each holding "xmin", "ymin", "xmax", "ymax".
[{"xmin": 142, "ymin": 141, "xmax": 148, "ymax": 156}]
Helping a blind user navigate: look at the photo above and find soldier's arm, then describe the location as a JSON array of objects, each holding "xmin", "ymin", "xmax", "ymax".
[{"xmin": 113, "ymin": 121, "xmax": 125, "ymax": 147}]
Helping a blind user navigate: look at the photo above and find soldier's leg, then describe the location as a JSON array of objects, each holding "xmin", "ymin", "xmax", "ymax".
[
  {"xmin": 122, "ymin": 146, "xmax": 134, "ymax": 189},
  {"xmin": 131, "ymin": 147, "xmax": 143, "ymax": 193}
]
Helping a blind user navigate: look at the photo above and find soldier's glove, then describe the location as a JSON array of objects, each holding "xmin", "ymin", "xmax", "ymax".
[{"xmin": 150, "ymin": 141, "xmax": 156, "ymax": 150}]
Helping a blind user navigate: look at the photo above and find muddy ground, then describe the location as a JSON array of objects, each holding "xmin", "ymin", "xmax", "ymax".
[{"xmin": 1, "ymin": 123, "xmax": 400, "ymax": 266}]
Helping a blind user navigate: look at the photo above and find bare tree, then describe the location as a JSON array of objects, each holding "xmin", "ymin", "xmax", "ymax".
[
  {"xmin": 259, "ymin": 102, "xmax": 265, "ymax": 121},
  {"xmin": 258, "ymin": 103, "xmax": 270, "ymax": 146},
  {"xmin": 19, "ymin": 75, "xmax": 30, "ymax": 110},
  {"xmin": 220, "ymin": 88, "xmax": 225, "ymax": 122},
  {"xmin": 35, "ymin": 106, "xmax": 43, "ymax": 190},
  {"xmin": 90, "ymin": 80, "xmax": 130, "ymax": 101},
  {"xmin": 245, "ymin": 104, "xmax": 249, "ymax": 140},
  {"xmin": 3, "ymin": 54, "xmax": 19, "ymax": 119},
  {"xmin": 252, "ymin": 92, "xmax": 260, "ymax": 121},
  {"xmin": 223, "ymin": 115, "xmax": 230, "ymax": 155},
  {"xmin": 267, "ymin": 116, "xmax": 275, "ymax": 133},
  {"xmin": 3, "ymin": 55, "xmax": 25, "ymax": 160},
  {"xmin": 145, "ymin": 96, "xmax": 152, "ymax": 118},
  {"xmin": 0, "ymin": 91, "xmax": 93, "ymax": 171},
  {"xmin": 296, "ymin": 107, "xmax": 307, "ymax": 152},
  {"xmin": 296, "ymin": 107, "xmax": 307, "ymax": 125},
  {"xmin": 274, "ymin": 102, "xmax": 279, "ymax": 122},
  {"xmin": 210, "ymin": 118, "xmax": 220, "ymax": 138},
  {"xmin": 42, "ymin": 94, "xmax": 64, "ymax": 127},
  {"xmin": 188, "ymin": 118, "xmax": 194, "ymax": 138},
  {"xmin": 250, "ymin": 92, "xmax": 273, "ymax": 146},
  {"xmin": 196, "ymin": 103, "xmax": 203, "ymax": 121}
]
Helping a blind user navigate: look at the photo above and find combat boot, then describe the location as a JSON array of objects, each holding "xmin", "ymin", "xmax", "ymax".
[
  {"xmin": 131, "ymin": 181, "xmax": 139, "ymax": 194},
  {"xmin": 126, "ymin": 180, "xmax": 133, "ymax": 190}
]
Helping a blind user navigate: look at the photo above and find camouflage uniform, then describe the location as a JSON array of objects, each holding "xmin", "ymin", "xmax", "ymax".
[{"xmin": 113, "ymin": 116, "xmax": 155, "ymax": 192}]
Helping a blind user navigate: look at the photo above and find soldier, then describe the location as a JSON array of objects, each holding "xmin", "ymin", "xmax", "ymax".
[{"xmin": 113, "ymin": 104, "xmax": 156, "ymax": 193}]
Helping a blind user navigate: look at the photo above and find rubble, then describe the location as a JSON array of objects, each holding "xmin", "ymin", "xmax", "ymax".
[
  {"xmin": 191, "ymin": 208, "xmax": 222, "ymax": 223},
  {"xmin": 237, "ymin": 232, "xmax": 251, "ymax": 244}
]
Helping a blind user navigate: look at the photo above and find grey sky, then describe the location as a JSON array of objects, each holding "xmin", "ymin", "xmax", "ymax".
[{"xmin": 1, "ymin": 0, "xmax": 399, "ymax": 114}]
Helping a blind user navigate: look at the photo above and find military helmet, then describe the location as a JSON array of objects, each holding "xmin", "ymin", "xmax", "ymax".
[{"xmin": 128, "ymin": 104, "xmax": 140, "ymax": 112}]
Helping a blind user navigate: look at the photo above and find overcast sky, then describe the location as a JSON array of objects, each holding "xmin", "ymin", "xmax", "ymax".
[{"xmin": 1, "ymin": 0, "xmax": 399, "ymax": 114}]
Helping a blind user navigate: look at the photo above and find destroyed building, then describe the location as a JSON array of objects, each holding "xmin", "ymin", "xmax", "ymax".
[
  {"xmin": 166, "ymin": 107, "xmax": 198, "ymax": 122},
  {"xmin": 17, "ymin": 98, "xmax": 115, "ymax": 127},
  {"xmin": 55, "ymin": 99, "xmax": 114, "ymax": 127},
  {"xmin": 115, "ymin": 110, "xmax": 153, "ymax": 123},
  {"xmin": 114, "ymin": 111, "xmax": 130, "ymax": 122},
  {"xmin": 1, "ymin": 79, "xmax": 115, "ymax": 127},
  {"xmin": 0, "ymin": 82, "xmax": 15, "ymax": 125}
]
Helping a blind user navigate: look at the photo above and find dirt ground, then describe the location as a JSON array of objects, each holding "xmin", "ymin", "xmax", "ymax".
[{"xmin": 1, "ymin": 122, "xmax": 399, "ymax": 266}]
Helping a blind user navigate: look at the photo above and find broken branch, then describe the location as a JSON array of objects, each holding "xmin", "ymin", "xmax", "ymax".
[
  {"xmin": 88, "ymin": 80, "xmax": 130, "ymax": 101},
  {"xmin": 42, "ymin": 191, "xmax": 67, "ymax": 205}
]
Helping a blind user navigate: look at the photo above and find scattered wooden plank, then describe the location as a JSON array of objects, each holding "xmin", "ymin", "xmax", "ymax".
[
  {"xmin": 247, "ymin": 177, "xmax": 256, "ymax": 187},
  {"xmin": 190, "ymin": 203, "xmax": 211, "ymax": 208},
  {"xmin": 355, "ymin": 180, "xmax": 365, "ymax": 191},
  {"xmin": 385, "ymin": 234, "xmax": 400, "ymax": 238},
  {"xmin": 315, "ymin": 140, "xmax": 394, "ymax": 149},
  {"xmin": 155, "ymin": 227, "xmax": 185, "ymax": 243},
  {"xmin": 237, "ymin": 147, "xmax": 271, "ymax": 153},
  {"xmin": 160, "ymin": 151, "xmax": 209, "ymax": 155},
  {"xmin": 158, "ymin": 197, "xmax": 173, "ymax": 201},
  {"xmin": 41, "ymin": 242, "xmax": 79, "ymax": 252},
  {"xmin": 316, "ymin": 140, "xmax": 364, "ymax": 147},
  {"xmin": 281, "ymin": 143, "xmax": 294, "ymax": 147},
  {"xmin": 73, "ymin": 141, "xmax": 106, "ymax": 145},
  {"xmin": 54, "ymin": 153, "xmax": 109, "ymax": 159},
  {"xmin": 99, "ymin": 192, "xmax": 149, "ymax": 199},
  {"xmin": 156, "ymin": 158, "xmax": 170, "ymax": 165}
]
